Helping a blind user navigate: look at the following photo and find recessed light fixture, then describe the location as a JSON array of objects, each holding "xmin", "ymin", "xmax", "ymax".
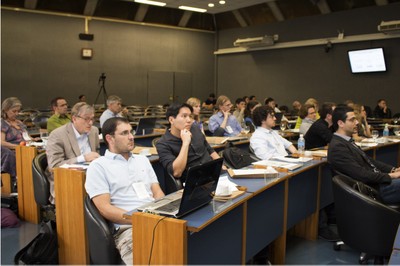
[
  {"xmin": 134, "ymin": 0, "xmax": 166, "ymax": 6},
  {"xmin": 208, "ymin": 3, "xmax": 214, "ymax": 7},
  {"xmin": 179, "ymin": 6, "xmax": 207, "ymax": 13},
  {"xmin": 219, "ymin": 0, "xmax": 225, "ymax": 4}
]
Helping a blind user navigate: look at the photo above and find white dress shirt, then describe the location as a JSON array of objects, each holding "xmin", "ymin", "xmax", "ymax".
[
  {"xmin": 72, "ymin": 124, "xmax": 92, "ymax": 163},
  {"xmin": 250, "ymin": 126, "xmax": 293, "ymax": 160}
]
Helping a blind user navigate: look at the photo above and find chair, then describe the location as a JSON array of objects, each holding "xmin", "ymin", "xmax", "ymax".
[
  {"xmin": 84, "ymin": 196, "xmax": 123, "ymax": 265},
  {"xmin": 152, "ymin": 137, "xmax": 161, "ymax": 147},
  {"xmin": 32, "ymin": 153, "xmax": 55, "ymax": 221},
  {"xmin": 32, "ymin": 114, "xmax": 51, "ymax": 129},
  {"xmin": 332, "ymin": 175, "xmax": 400, "ymax": 264},
  {"xmin": 163, "ymin": 170, "xmax": 183, "ymax": 195}
]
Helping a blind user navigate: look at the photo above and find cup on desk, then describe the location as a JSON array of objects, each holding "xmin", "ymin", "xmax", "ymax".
[{"xmin": 139, "ymin": 148, "xmax": 151, "ymax": 156}]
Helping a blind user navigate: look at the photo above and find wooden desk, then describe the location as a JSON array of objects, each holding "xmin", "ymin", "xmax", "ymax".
[
  {"xmin": 15, "ymin": 145, "xmax": 40, "ymax": 223},
  {"xmin": 54, "ymin": 167, "xmax": 89, "ymax": 265},
  {"xmin": 1, "ymin": 173, "xmax": 12, "ymax": 194}
]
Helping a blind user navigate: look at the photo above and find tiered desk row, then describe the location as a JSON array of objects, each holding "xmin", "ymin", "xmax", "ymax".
[{"xmin": 15, "ymin": 137, "xmax": 400, "ymax": 265}]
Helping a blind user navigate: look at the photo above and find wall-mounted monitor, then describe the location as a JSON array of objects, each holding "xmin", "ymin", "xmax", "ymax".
[{"xmin": 348, "ymin": 48, "xmax": 386, "ymax": 73}]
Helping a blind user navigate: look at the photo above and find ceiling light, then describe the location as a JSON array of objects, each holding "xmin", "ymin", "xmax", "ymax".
[
  {"xmin": 208, "ymin": 3, "xmax": 214, "ymax": 7},
  {"xmin": 134, "ymin": 0, "xmax": 166, "ymax": 7},
  {"xmin": 179, "ymin": 6, "xmax": 207, "ymax": 13},
  {"xmin": 219, "ymin": 0, "xmax": 225, "ymax": 4}
]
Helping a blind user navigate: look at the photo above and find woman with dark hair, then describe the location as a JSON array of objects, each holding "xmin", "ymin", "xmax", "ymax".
[{"xmin": 243, "ymin": 101, "xmax": 261, "ymax": 133}]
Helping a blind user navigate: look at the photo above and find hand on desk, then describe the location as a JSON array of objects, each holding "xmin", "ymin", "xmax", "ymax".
[{"xmin": 84, "ymin": 152, "xmax": 100, "ymax": 162}]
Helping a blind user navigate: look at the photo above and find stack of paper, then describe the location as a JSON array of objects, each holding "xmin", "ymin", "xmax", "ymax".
[
  {"xmin": 271, "ymin": 156, "xmax": 313, "ymax": 163},
  {"xmin": 228, "ymin": 166, "xmax": 279, "ymax": 179},
  {"xmin": 252, "ymin": 160, "xmax": 302, "ymax": 171}
]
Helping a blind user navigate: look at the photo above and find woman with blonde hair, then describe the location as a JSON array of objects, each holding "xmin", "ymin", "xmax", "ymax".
[
  {"xmin": 353, "ymin": 103, "xmax": 372, "ymax": 140},
  {"xmin": 186, "ymin": 97, "xmax": 204, "ymax": 133},
  {"xmin": 208, "ymin": 95, "xmax": 242, "ymax": 136}
]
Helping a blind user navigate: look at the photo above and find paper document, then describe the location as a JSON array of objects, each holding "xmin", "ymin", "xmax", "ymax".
[
  {"xmin": 271, "ymin": 156, "xmax": 313, "ymax": 163},
  {"xmin": 215, "ymin": 175, "xmax": 238, "ymax": 196},
  {"xmin": 228, "ymin": 167, "xmax": 279, "ymax": 178},
  {"xmin": 60, "ymin": 163, "xmax": 89, "ymax": 170},
  {"xmin": 252, "ymin": 160, "xmax": 302, "ymax": 171}
]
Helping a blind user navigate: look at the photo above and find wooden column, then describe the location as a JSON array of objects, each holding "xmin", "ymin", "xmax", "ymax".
[
  {"xmin": 15, "ymin": 145, "xmax": 40, "ymax": 223},
  {"xmin": 54, "ymin": 168, "xmax": 89, "ymax": 265},
  {"xmin": 132, "ymin": 212, "xmax": 187, "ymax": 265},
  {"xmin": 1, "ymin": 173, "xmax": 12, "ymax": 194}
]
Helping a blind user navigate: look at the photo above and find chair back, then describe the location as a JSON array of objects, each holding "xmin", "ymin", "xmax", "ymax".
[
  {"xmin": 84, "ymin": 196, "xmax": 122, "ymax": 265},
  {"xmin": 163, "ymin": 169, "xmax": 183, "ymax": 195},
  {"xmin": 332, "ymin": 175, "xmax": 400, "ymax": 257},
  {"xmin": 32, "ymin": 153, "xmax": 50, "ymax": 206}
]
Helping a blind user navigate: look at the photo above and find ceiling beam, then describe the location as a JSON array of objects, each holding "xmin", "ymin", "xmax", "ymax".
[
  {"xmin": 375, "ymin": 0, "xmax": 388, "ymax": 6},
  {"xmin": 316, "ymin": 0, "xmax": 331, "ymax": 14},
  {"xmin": 178, "ymin": 11, "xmax": 192, "ymax": 28},
  {"xmin": 232, "ymin": 10, "xmax": 248, "ymax": 28},
  {"xmin": 134, "ymin": 4, "xmax": 149, "ymax": 22},
  {"xmin": 266, "ymin": 1, "xmax": 284, "ymax": 22},
  {"xmin": 83, "ymin": 0, "xmax": 98, "ymax": 16},
  {"xmin": 24, "ymin": 0, "xmax": 38, "ymax": 9}
]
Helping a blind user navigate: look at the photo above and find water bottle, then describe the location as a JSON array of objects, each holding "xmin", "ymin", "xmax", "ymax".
[
  {"xmin": 297, "ymin": 134, "xmax": 305, "ymax": 155},
  {"xmin": 383, "ymin": 123, "xmax": 389, "ymax": 137}
]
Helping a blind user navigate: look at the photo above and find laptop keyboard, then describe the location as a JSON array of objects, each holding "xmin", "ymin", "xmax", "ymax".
[{"xmin": 155, "ymin": 198, "xmax": 182, "ymax": 212}]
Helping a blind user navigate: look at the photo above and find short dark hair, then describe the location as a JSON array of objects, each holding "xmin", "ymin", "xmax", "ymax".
[
  {"xmin": 319, "ymin": 102, "xmax": 336, "ymax": 119},
  {"xmin": 332, "ymin": 106, "xmax": 354, "ymax": 132},
  {"xmin": 102, "ymin": 117, "xmax": 130, "ymax": 147},
  {"xmin": 165, "ymin": 103, "xmax": 193, "ymax": 120},
  {"xmin": 249, "ymin": 95, "xmax": 256, "ymax": 100},
  {"xmin": 50, "ymin": 97, "xmax": 65, "ymax": 108},
  {"xmin": 264, "ymin": 97, "xmax": 274, "ymax": 105},
  {"xmin": 78, "ymin": 94, "xmax": 85, "ymax": 100},
  {"xmin": 235, "ymin": 98, "xmax": 245, "ymax": 105},
  {"xmin": 299, "ymin": 104, "xmax": 315, "ymax": 119},
  {"xmin": 252, "ymin": 105, "xmax": 275, "ymax": 127}
]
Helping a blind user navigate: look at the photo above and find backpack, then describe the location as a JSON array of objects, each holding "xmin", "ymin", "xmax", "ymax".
[
  {"xmin": 222, "ymin": 146, "xmax": 257, "ymax": 169},
  {"xmin": 14, "ymin": 220, "xmax": 58, "ymax": 265}
]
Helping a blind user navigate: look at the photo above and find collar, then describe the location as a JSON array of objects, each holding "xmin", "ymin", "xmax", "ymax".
[
  {"xmin": 54, "ymin": 113, "xmax": 70, "ymax": 119},
  {"xmin": 257, "ymin": 126, "xmax": 274, "ymax": 134},
  {"xmin": 334, "ymin": 132, "xmax": 352, "ymax": 141},
  {"xmin": 104, "ymin": 149, "xmax": 133, "ymax": 161}
]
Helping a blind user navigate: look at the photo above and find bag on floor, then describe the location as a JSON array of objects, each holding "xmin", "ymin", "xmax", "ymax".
[{"xmin": 14, "ymin": 220, "xmax": 58, "ymax": 265}]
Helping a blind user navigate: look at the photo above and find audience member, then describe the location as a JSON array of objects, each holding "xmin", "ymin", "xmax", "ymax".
[
  {"xmin": 244, "ymin": 100, "xmax": 261, "ymax": 132},
  {"xmin": 249, "ymin": 95, "xmax": 257, "ymax": 101},
  {"xmin": 373, "ymin": 99, "xmax": 392, "ymax": 118},
  {"xmin": 85, "ymin": 117, "xmax": 164, "ymax": 265},
  {"xmin": 352, "ymin": 103, "xmax": 372, "ymax": 140},
  {"xmin": 299, "ymin": 103, "xmax": 317, "ymax": 135},
  {"xmin": 99, "ymin": 95, "xmax": 127, "ymax": 127},
  {"xmin": 265, "ymin": 97, "xmax": 288, "ymax": 122},
  {"xmin": 1, "ymin": 97, "xmax": 27, "ymax": 180},
  {"xmin": 46, "ymin": 102, "xmax": 100, "ymax": 203},
  {"xmin": 295, "ymin": 98, "xmax": 320, "ymax": 129},
  {"xmin": 242, "ymin": 96, "xmax": 250, "ymax": 104},
  {"xmin": 291, "ymin": 100, "xmax": 302, "ymax": 116},
  {"xmin": 202, "ymin": 93, "xmax": 216, "ymax": 110},
  {"xmin": 186, "ymin": 97, "xmax": 204, "ymax": 133},
  {"xmin": 250, "ymin": 106, "xmax": 297, "ymax": 160},
  {"xmin": 156, "ymin": 103, "xmax": 220, "ymax": 181},
  {"xmin": 78, "ymin": 94, "xmax": 86, "ymax": 102},
  {"xmin": 208, "ymin": 95, "xmax": 242, "ymax": 136},
  {"xmin": 47, "ymin": 97, "xmax": 71, "ymax": 134},
  {"xmin": 304, "ymin": 102, "xmax": 336, "ymax": 149},
  {"xmin": 233, "ymin": 98, "xmax": 246, "ymax": 125},
  {"xmin": 328, "ymin": 105, "xmax": 400, "ymax": 204}
]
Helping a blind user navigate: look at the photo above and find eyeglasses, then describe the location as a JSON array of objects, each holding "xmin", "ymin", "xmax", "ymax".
[
  {"xmin": 110, "ymin": 129, "xmax": 136, "ymax": 136},
  {"xmin": 76, "ymin": 116, "xmax": 95, "ymax": 123}
]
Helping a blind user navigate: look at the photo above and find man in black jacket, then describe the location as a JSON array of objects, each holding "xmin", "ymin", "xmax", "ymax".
[{"xmin": 328, "ymin": 105, "xmax": 400, "ymax": 204}]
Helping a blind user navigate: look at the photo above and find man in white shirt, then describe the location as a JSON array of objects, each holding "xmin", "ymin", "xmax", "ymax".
[
  {"xmin": 99, "ymin": 95, "xmax": 127, "ymax": 127},
  {"xmin": 85, "ymin": 117, "xmax": 164, "ymax": 265},
  {"xmin": 250, "ymin": 106, "xmax": 297, "ymax": 160}
]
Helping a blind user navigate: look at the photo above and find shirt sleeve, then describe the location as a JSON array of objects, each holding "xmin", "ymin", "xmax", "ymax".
[
  {"xmin": 208, "ymin": 115, "xmax": 219, "ymax": 133},
  {"xmin": 155, "ymin": 140, "xmax": 176, "ymax": 176},
  {"xmin": 250, "ymin": 132, "xmax": 274, "ymax": 160},
  {"xmin": 85, "ymin": 160, "xmax": 111, "ymax": 199}
]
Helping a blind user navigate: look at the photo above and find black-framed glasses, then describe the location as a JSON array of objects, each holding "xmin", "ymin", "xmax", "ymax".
[
  {"xmin": 76, "ymin": 116, "xmax": 95, "ymax": 123},
  {"xmin": 110, "ymin": 129, "xmax": 136, "ymax": 136}
]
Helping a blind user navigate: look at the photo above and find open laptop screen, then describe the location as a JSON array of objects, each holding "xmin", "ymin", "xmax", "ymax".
[{"xmin": 135, "ymin": 117, "xmax": 157, "ymax": 135}]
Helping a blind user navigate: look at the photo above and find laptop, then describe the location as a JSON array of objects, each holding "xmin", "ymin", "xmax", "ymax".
[
  {"xmin": 137, "ymin": 158, "xmax": 224, "ymax": 218},
  {"xmin": 135, "ymin": 117, "xmax": 157, "ymax": 135},
  {"xmin": 274, "ymin": 112, "xmax": 284, "ymax": 124}
]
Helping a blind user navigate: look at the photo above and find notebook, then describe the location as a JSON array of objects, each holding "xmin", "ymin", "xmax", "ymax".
[
  {"xmin": 137, "ymin": 158, "xmax": 224, "ymax": 218},
  {"xmin": 135, "ymin": 117, "xmax": 157, "ymax": 135}
]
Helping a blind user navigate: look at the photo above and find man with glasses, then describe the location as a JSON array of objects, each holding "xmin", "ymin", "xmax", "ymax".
[
  {"xmin": 209, "ymin": 95, "xmax": 242, "ymax": 136},
  {"xmin": 47, "ymin": 97, "xmax": 71, "ymax": 134},
  {"xmin": 46, "ymin": 102, "xmax": 100, "ymax": 204},
  {"xmin": 250, "ymin": 106, "xmax": 297, "ymax": 160},
  {"xmin": 85, "ymin": 117, "xmax": 164, "ymax": 265},
  {"xmin": 156, "ymin": 103, "xmax": 221, "ymax": 182},
  {"xmin": 299, "ymin": 103, "xmax": 317, "ymax": 135},
  {"xmin": 328, "ymin": 105, "xmax": 400, "ymax": 204}
]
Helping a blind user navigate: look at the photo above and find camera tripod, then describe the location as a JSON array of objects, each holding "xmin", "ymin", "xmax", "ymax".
[{"xmin": 94, "ymin": 73, "xmax": 108, "ymax": 107}]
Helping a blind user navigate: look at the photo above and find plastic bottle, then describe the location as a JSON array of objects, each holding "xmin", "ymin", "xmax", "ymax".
[
  {"xmin": 297, "ymin": 134, "xmax": 305, "ymax": 155},
  {"xmin": 383, "ymin": 123, "xmax": 389, "ymax": 137}
]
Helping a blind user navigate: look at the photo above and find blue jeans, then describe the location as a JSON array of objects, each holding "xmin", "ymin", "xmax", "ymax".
[{"xmin": 380, "ymin": 178, "xmax": 400, "ymax": 204}]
